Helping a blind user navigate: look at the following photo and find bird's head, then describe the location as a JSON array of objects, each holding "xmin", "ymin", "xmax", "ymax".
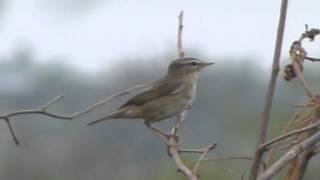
[{"xmin": 168, "ymin": 57, "xmax": 214, "ymax": 76}]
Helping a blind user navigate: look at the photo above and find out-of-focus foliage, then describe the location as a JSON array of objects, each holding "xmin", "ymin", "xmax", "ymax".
[{"xmin": 0, "ymin": 48, "xmax": 320, "ymax": 180}]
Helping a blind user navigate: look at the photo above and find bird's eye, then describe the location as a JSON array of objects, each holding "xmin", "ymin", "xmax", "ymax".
[{"xmin": 190, "ymin": 62, "xmax": 197, "ymax": 65}]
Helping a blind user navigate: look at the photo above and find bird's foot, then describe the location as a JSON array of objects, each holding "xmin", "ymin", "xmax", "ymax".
[
  {"xmin": 144, "ymin": 122, "xmax": 179, "ymax": 143},
  {"xmin": 165, "ymin": 133, "xmax": 179, "ymax": 143}
]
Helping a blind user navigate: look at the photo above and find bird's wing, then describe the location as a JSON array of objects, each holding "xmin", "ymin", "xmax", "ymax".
[{"xmin": 119, "ymin": 78, "xmax": 185, "ymax": 108}]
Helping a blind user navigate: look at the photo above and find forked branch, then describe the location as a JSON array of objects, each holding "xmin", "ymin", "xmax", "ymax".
[
  {"xmin": 148, "ymin": 11, "xmax": 217, "ymax": 180},
  {"xmin": 0, "ymin": 94, "xmax": 71, "ymax": 145},
  {"xmin": 260, "ymin": 119, "xmax": 320, "ymax": 150},
  {"xmin": 0, "ymin": 84, "xmax": 149, "ymax": 145},
  {"xmin": 258, "ymin": 131, "xmax": 320, "ymax": 180},
  {"xmin": 258, "ymin": 26, "xmax": 320, "ymax": 180}
]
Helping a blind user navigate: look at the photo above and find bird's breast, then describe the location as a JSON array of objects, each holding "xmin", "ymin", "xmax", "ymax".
[{"xmin": 185, "ymin": 80, "xmax": 197, "ymax": 107}]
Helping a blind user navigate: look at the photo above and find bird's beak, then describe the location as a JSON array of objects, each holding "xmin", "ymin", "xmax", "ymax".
[{"xmin": 200, "ymin": 62, "xmax": 215, "ymax": 68}]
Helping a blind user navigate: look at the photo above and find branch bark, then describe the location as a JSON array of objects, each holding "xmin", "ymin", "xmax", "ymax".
[
  {"xmin": 258, "ymin": 131, "xmax": 320, "ymax": 180},
  {"xmin": 0, "ymin": 94, "xmax": 72, "ymax": 145},
  {"xmin": 0, "ymin": 84, "xmax": 148, "ymax": 145},
  {"xmin": 283, "ymin": 27, "xmax": 320, "ymax": 180},
  {"xmin": 249, "ymin": 0, "xmax": 288, "ymax": 179},
  {"xmin": 74, "ymin": 84, "xmax": 147, "ymax": 119},
  {"xmin": 145, "ymin": 11, "xmax": 218, "ymax": 180},
  {"xmin": 259, "ymin": 26, "xmax": 320, "ymax": 180},
  {"xmin": 177, "ymin": 11, "xmax": 185, "ymax": 58},
  {"xmin": 148, "ymin": 111, "xmax": 217, "ymax": 180},
  {"xmin": 260, "ymin": 120, "xmax": 320, "ymax": 150}
]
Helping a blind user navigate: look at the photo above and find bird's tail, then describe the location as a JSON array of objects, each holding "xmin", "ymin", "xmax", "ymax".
[{"xmin": 87, "ymin": 110, "xmax": 124, "ymax": 126}]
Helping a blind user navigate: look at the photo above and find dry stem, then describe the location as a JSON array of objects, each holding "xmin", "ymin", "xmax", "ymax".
[
  {"xmin": 177, "ymin": 11, "xmax": 185, "ymax": 58},
  {"xmin": 76, "ymin": 84, "xmax": 147, "ymax": 119},
  {"xmin": 0, "ymin": 94, "xmax": 72, "ymax": 145},
  {"xmin": 258, "ymin": 131, "xmax": 320, "ymax": 180},
  {"xmin": 259, "ymin": 26, "xmax": 320, "ymax": 180},
  {"xmin": 145, "ymin": 11, "xmax": 217, "ymax": 180},
  {"xmin": 249, "ymin": 0, "xmax": 288, "ymax": 179},
  {"xmin": 1, "ymin": 84, "xmax": 148, "ymax": 145},
  {"xmin": 260, "ymin": 119, "xmax": 320, "ymax": 150}
]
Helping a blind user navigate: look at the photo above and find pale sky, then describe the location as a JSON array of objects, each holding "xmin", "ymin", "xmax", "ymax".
[{"xmin": 0, "ymin": 0, "xmax": 320, "ymax": 71}]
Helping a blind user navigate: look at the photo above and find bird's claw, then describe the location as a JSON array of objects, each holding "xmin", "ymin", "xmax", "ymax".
[{"xmin": 164, "ymin": 133, "xmax": 179, "ymax": 143}]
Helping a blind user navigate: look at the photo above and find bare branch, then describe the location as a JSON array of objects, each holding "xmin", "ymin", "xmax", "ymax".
[
  {"xmin": 72, "ymin": 84, "xmax": 147, "ymax": 118},
  {"xmin": 249, "ymin": 0, "xmax": 288, "ymax": 179},
  {"xmin": 290, "ymin": 145, "xmax": 315, "ymax": 180},
  {"xmin": 193, "ymin": 143, "xmax": 217, "ymax": 173},
  {"xmin": 42, "ymin": 94, "xmax": 65, "ymax": 109},
  {"xmin": 2, "ymin": 109, "xmax": 72, "ymax": 120},
  {"xmin": 291, "ymin": 55, "xmax": 314, "ymax": 98},
  {"xmin": 0, "ymin": 84, "xmax": 148, "ymax": 145},
  {"xmin": 260, "ymin": 120, "xmax": 320, "ymax": 150},
  {"xmin": 179, "ymin": 145, "xmax": 217, "ymax": 154},
  {"xmin": 287, "ymin": 27, "xmax": 320, "ymax": 97},
  {"xmin": 167, "ymin": 110, "xmax": 199, "ymax": 180},
  {"xmin": 284, "ymin": 107, "xmax": 320, "ymax": 180},
  {"xmin": 4, "ymin": 117, "xmax": 19, "ymax": 145},
  {"xmin": 258, "ymin": 131, "xmax": 320, "ymax": 180},
  {"xmin": 204, "ymin": 156, "xmax": 267, "ymax": 170},
  {"xmin": 0, "ymin": 94, "xmax": 73, "ymax": 145},
  {"xmin": 145, "ymin": 11, "xmax": 218, "ymax": 180},
  {"xmin": 177, "ymin": 11, "xmax": 185, "ymax": 58},
  {"xmin": 265, "ymin": 103, "xmax": 309, "ymax": 165},
  {"xmin": 149, "ymin": 111, "xmax": 216, "ymax": 180},
  {"xmin": 305, "ymin": 56, "xmax": 320, "ymax": 62},
  {"xmin": 279, "ymin": 27, "xmax": 320, "ymax": 179},
  {"xmin": 205, "ymin": 156, "xmax": 254, "ymax": 161}
]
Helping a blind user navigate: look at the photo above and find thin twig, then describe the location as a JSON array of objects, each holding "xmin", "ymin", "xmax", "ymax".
[
  {"xmin": 193, "ymin": 143, "xmax": 217, "ymax": 173},
  {"xmin": 146, "ymin": 11, "xmax": 217, "ymax": 180},
  {"xmin": 292, "ymin": 61, "xmax": 314, "ymax": 98},
  {"xmin": 4, "ymin": 117, "xmax": 19, "ymax": 145},
  {"xmin": 0, "ymin": 94, "xmax": 72, "ymax": 145},
  {"xmin": 281, "ymin": 27, "xmax": 320, "ymax": 179},
  {"xmin": 167, "ymin": 110, "xmax": 199, "ymax": 180},
  {"xmin": 177, "ymin": 11, "xmax": 185, "ymax": 58},
  {"xmin": 1, "ymin": 109, "xmax": 72, "ymax": 120},
  {"xmin": 284, "ymin": 108, "xmax": 320, "ymax": 180},
  {"xmin": 42, "ymin": 94, "xmax": 65, "ymax": 109},
  {"xmin": 205, "ymin": 156, "xmax": 254, "ymax": 161},
  {"xmin": 290, "ymin": 27, "xmax": 320, "ymax": 98},
  {"xmin": 204, "ymin": 156, "xmax": 267, "ymax": 171},
  {"xmin": 258, "ymin": 131, "xmax": 320, "ymax": 180},
  {"xmin": 265, "ymin": 103, "xmax": 309, "ymax": 165},
  {"xmin": 260, "ymin": 120, "xmax": 320, "ymax": 150},
  {"xmin": 305, "ymin": 56, "xmax": 320, "ymax": 62},
  {"xmin": 72, "ymin": 84, "xmax": 147, "ymax": 118},
  {"xmin": 249, "ymin": 0, "xmax": 288, "ymax": 179},
  {"xmin": 179, "ymin": 146, "xmax": 217, "ymax": 154}
]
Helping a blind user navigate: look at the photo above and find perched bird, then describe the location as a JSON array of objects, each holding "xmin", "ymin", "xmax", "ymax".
[{"xmin": 88, "ymin": 57, "xmax": 213, "ymax": 135}]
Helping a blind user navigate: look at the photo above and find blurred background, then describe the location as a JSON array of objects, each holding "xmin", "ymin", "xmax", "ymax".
[{"xmin": 0, "ymin": 0, "xmax": 320, "ymax": 179}]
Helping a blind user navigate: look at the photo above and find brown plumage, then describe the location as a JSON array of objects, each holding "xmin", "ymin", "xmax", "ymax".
[{"xmin": 88, "ymin": 57, "xmax": 213, "ymax": 126}]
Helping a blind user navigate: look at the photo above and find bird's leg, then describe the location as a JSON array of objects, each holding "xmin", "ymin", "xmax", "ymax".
[
  {"xmin": 144, "ymin": 122, "xmax": 179, "ymax": 142},
  {"xmin": 144, "ymin": 122, "xmax": 170, "ymax": 139},
  {"xmin": 144, "ymin": 122, "xmax": 180, "ymax": 157}
]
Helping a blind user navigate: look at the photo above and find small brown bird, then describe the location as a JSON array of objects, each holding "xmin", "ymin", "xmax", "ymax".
[{"xmin": 88, "ymin": 57, "xmax": 213, "ymax": 134}]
